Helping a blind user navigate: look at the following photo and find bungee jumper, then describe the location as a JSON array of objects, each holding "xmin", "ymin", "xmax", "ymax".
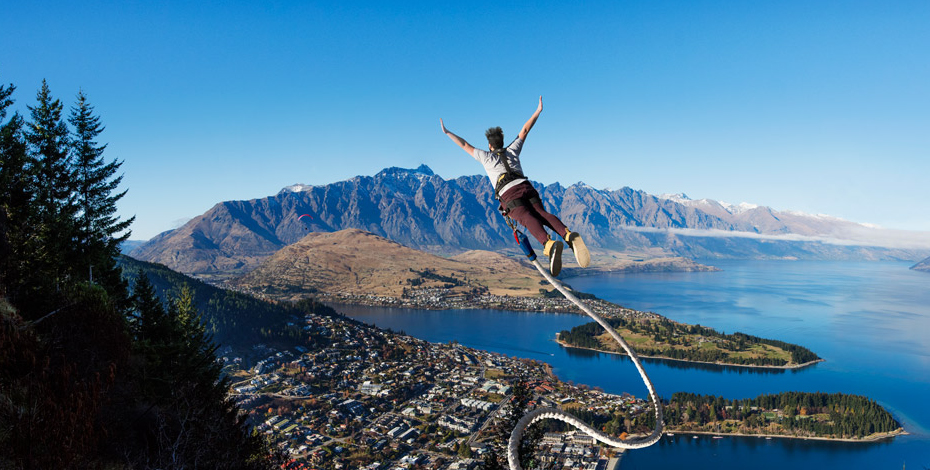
[
  {"xmin": 440, "ymin": 96, "xmax": 589, "ymax": 276},
  {"xmin": 441, "ymin": 98, "xmax": 663, "ymax": 469}
]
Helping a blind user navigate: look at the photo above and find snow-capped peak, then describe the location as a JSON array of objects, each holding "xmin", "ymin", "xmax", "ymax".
[
  {"xmin": 571, "ymin": 182, "xmax": 602, "ymax": 192},
  {"xmin": 282, "ymin": 183, "xmax": 314, "ymax": 193},
  {"xmin": 376, "ymin": 164, "xmax": 436, "ymax": 179},
  {"xmin": 719, "ymin": 201, "xmax": 759, "ymax": 214},
  {"xmin": 658, "ymin": 193, "xmax": 691, "ymax": 204}
]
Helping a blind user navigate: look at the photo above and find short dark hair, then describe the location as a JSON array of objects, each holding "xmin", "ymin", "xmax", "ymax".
[{"xmin": 485, "ymin": 126, "xmax": 504, "ymax": 150}]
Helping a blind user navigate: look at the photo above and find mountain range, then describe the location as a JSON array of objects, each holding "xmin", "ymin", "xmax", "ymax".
[{"xmin": 129, "ymin": 165, "xmax": 929, "ymax": 278}]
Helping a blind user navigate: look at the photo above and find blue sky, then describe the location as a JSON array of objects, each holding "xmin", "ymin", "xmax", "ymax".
[{"xmin": 3, "ymin": 0, "xmax": 929, "ymax": 240}]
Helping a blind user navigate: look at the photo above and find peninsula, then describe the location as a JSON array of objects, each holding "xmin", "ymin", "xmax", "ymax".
[
  {"xmin": 231, "ymin": 230, "xmax": 822, "ymax": 370},
  {"xmin": 557, "ymin": 316, "xmax": 822, "ymax": 369}
]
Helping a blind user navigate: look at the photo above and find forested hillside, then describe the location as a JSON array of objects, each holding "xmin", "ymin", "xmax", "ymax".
[
  {"xmin": 666, "ymin": 392, "xmax": 902, "ymax": 439},
  {"xmin": 0, "ymin": 79, "xmax": 279, "ymax": 468},
  {"xmin": 118, "ymin": 255, "xmax": 336, "ymax": 351}
]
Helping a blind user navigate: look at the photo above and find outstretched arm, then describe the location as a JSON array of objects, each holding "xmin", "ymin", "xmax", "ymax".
[
  {"xmin": 518, "ymin": 96, "xmax": 543, "ymax": 141},
  {"xmin": 440, "ymin": 118, "xmax": 476, "ymax": 156}
]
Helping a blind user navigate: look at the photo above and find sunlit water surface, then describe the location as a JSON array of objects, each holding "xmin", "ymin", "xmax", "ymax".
[{"xmin": 339, "ymin": 260, "xmax": 930, "ymax": 469}]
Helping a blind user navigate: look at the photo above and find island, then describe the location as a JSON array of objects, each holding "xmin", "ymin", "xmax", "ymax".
[
  {"xmin": 664, "ymin": 391, "xmax": 905, "ymax": 441},
  {"xmin": 557, "ymin": 315, "xmax": 822, "ymax": 368}
]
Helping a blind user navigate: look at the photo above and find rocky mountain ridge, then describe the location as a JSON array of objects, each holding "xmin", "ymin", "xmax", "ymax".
[{"xmin": 130, "ymin": 165, "xmax": 929, "ymax": 278}]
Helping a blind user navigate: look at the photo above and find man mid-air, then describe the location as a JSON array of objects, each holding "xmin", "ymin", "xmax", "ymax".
[{"xmin": 440, "ymin": 96, "xmax": 589, "ymax": 276}]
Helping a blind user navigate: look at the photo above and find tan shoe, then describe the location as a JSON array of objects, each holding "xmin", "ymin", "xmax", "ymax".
[
  {"xmin": 565, "ymin": 230, "xmax": 590, "ymax": 268},
  {"xmin": 543, "ymin": 239, "xmax": 563, "ymax": 276}
]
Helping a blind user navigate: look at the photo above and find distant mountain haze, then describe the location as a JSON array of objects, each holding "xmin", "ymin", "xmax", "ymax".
[{"xmin": 129, "ymin": 165, "xmax": 930, "ymax": 278}]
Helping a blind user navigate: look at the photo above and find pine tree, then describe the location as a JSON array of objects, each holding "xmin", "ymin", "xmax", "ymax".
[
  {"xmin": 68, "ymin": 90, "xmax": 133, "ymax": 294},
  {"xmin": 23, "ymin": 80, "xmax": 78, "ymax": 304},
  {"xmin": 4, "ymin": 77, "xmax": 278, "ymax": 469},
  {"xmin": 0, "ymin": 82, "xmax": 27, "ymax": 207},
  {"xmin": 26, "ymin": 80, "xmax": 72, "ymax": 219},
  {"xmin": 0, "ymin": 82, "xmax": 38, "ymax": 304},
  {"xmin": 125, "ymin": 277, "xmax": 278, "ymax": 468},
  {"xmin": 173, "ymin": 285, "xmax": 201, "ymax": 338},
  {"xmin": 129, "ymin": 273, "xmax": 176, "ymax": 403},
  {"xmin": 1, "ymin": 83, "xmax": 27, "ymax": 294},
  {"xmin": 486, "ymin": 379, "xmax": 543, "ymax": 469}
]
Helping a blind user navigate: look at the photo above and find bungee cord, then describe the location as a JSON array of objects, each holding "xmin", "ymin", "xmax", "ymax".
[{"xmin": 503, "ymin": 227, "xmax": 664, "ymax": 470}]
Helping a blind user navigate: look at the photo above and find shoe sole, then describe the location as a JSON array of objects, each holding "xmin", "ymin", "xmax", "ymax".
[
  {"xmin": 570, "ymin": 235, "xmax": 590, "ymax": 268},
  {"xmin": 550, "ymin": 241, "xmax": 563, "ymax": 276}
]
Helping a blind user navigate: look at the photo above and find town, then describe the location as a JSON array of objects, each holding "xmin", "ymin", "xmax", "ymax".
[
  {"xmin": 224, "ymin": 307, "xmax": 655, "ymax": 469},
  {"xmin": 313, "ymin": 286, "xmax": 662, "ymax": 322}
]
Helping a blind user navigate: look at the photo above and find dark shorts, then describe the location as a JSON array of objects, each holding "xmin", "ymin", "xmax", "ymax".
[{"xmin": 500, "ymin": 181, "xmax": 568, "ymax": 245}]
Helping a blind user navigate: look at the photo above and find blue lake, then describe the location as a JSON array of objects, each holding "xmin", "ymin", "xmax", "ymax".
[{"xmin": 337, "ymin": 260, "xmax": 930, "ymax": 469}]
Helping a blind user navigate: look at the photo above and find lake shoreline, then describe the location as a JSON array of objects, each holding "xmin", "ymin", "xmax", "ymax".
[
  {"xmin": 554, "ymin": 337, "xmax": 825, "ymax": 371},
  {"xmin": 327, "ymin": 298, "xmax": 824, "ymax": 371},
  {"xmin": 665, "ymin": 428, "xmax": 908, "ymax": 443},
  {"xmin": 337, "ymin": 260, "xmax": 929, "ymax": 466}
]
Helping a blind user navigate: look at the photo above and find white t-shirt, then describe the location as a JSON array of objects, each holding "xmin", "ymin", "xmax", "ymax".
[{"xmin": 472, "ymin": 137, "xmax": 528, "ymax": 196}]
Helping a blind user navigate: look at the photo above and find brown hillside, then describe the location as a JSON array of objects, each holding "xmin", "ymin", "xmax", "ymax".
[{"xmin": 232, "ymin": 229, "xmax": 541, "ymax": 300}]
